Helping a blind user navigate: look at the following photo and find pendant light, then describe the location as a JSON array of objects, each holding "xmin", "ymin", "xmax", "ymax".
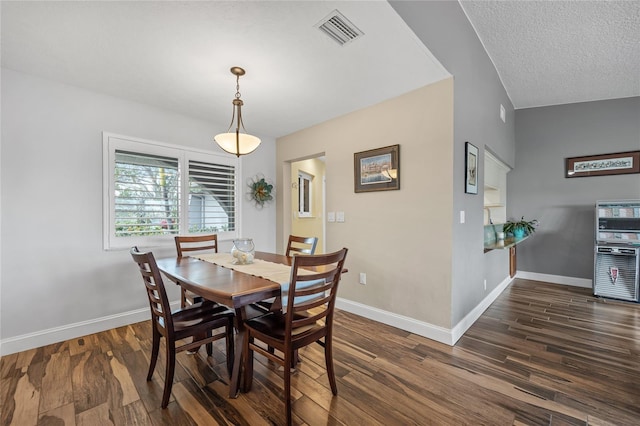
[{"xmin": 214, "ymin": 67, "xmax": 261, "ymax": 157}]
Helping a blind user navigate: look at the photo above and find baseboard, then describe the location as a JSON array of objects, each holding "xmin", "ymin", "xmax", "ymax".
[
  {"xmin": 450, "ymin": 274, "xmax": 513, "ymax": 344},
  {"xmin": 336, "ymin": 276, "xmax": 512, "ymax": 347},
  {"xmin": 335, "ymin": 298, "xmax": 454, "ymax": 345},
  {"xmin": 0, "ymin": 301, "xmax": 179, "ymax": 356},
  {"xmin": 516, "ymin": 271, "xmax": 592, "ymax": 288}
]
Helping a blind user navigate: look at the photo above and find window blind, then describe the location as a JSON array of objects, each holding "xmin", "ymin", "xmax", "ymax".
[{"xmin": 188, "ymin": 160, "xmax": 236, "ymax": 233}]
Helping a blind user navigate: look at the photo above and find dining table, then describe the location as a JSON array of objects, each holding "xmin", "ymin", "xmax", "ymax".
[{"xmin": 155, "ymin": 251, "xmax": 296, "ymax": 398}]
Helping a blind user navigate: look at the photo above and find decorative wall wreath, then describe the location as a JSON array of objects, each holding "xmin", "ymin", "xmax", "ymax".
[{"xmin": 247, "ymin": 174, "xmax": 274, "ymax": 209}]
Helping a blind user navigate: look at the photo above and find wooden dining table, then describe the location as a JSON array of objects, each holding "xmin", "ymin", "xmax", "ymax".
[{"xmin": 155, "ymin": 251, "xmax": 294, "ymax": 398}]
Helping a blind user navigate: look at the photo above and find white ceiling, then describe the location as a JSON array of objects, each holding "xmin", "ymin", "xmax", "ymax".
[
  {"xmin": 1, "ymin": 1, "xmax": 448, "ymax": 139},
  {"xmin": 2, "ymin": 1, "xmax": 638, "ymax": 139},
  {"xmin": 460, "ymin": 0, "xmax": 640, "ymax": 109}
]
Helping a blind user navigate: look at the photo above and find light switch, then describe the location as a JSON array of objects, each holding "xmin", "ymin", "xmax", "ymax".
[
  {"xmin": 336, "ymin": 211, "xmax": 345, "ymax": 223},
  {"xmin": 460, "ymin": 210, "xmax": 465, "ymax": 224},
  {"xmin": 327, "ymin": 212, "xmax": 336, "ymax": 223}
]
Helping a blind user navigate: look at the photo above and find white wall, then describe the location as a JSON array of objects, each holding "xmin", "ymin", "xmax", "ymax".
[{"xmin": 0, "ymin": 69, "xmax": 275, "ymax": 354}]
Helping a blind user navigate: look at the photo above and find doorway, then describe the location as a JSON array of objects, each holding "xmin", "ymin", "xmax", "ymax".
[{"xmin": 290, "ymin": 157, "xmax": 326, "ymax": 253}]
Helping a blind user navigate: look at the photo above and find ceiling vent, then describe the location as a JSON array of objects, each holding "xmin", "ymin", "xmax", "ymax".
[{"xmin": 315, "ymin": 10, "xmax": 364, "ymax": 46}]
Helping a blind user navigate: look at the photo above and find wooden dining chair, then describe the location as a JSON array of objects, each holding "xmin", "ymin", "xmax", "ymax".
[
  {"xmin": 250, "ymin": 235, "xmax": 320, "ymax": 316},
  {"xmin": 242, "ymin": 248, "xmax": 348, "ymax": 426},
  {"xmin": 285, "ymin": 235, "xmax": 318, "ymax": 256},
  {"xmin": 130, "ymin": 247, "xmax": 235, "ymax": 409},
  {"xmin": 175, "ymin": 234, "xmax": 218, "ymax": 308}
]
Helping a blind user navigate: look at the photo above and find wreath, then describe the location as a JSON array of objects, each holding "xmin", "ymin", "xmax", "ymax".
[{"xmin": 247, "ymin": 174, "xmax": 274, "ymax": 208}]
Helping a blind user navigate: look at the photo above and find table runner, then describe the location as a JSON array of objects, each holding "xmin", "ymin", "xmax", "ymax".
[{"xmin": 193, "ymin": 252, "xmax": 314, "ymax": 285}]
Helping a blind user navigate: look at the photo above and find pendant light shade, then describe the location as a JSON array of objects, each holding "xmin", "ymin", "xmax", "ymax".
[{"xmin": 214, "ymin": 67, "xmax": 261, "ymax": 157}]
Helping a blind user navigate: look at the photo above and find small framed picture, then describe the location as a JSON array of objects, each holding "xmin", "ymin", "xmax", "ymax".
[
  {"xmin": 354, "ymin": 144, "xmax": 400, "ymax": 193},
  {"xmin": 565, "ymin": 150, "xmax": 640, "ymax": 178},
  {"xmin": 465, "ymin": 142, "xmax": 478, "ymax": 194}
]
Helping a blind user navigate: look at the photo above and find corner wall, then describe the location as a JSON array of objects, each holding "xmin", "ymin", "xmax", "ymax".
[{"xmin": 391, "ymin": 1, "xmax": 516, "ymax": 326}]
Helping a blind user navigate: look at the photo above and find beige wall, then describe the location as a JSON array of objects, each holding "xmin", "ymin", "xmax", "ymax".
[
  {"xmin": 277, "ymin": 78, "xmax": 454, "ymax": 328},
  {"xmin": 291, "ymin": 158, "xmax": 325, "ymax": 253}
]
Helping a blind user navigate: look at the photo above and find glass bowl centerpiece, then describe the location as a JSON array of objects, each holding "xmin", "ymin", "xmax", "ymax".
[{"xmin": 231, "ymin": 238, "xmax": 255, "ymax": 264}]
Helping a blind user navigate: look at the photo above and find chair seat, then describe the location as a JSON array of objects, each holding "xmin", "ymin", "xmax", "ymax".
[
  {"xmin": 245, "ymin": 311, "xmax": 318, "ymax": 340},
  {"xmin": 172, "ymin": 302, "xmax": 234, "ymax": 337}
]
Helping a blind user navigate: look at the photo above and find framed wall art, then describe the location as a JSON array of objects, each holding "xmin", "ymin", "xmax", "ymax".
[
  {"xmin": 354, "ymin": 144, "xmax": 400, "ymax": 193},
  {"xmin": 465, "ymin": 142, "xmax": 478, "ymax": 194},
  {"xmin": 565, "ymin": 150, "xmax": 640, "ymax": 178}
]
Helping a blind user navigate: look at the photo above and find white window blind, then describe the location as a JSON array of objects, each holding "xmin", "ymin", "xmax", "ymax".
[
  {"xmin": 188, "ymin": 160, "xmax": 236, "ymax": 233},
  {"xmin": 103, "ymin": 133, "xmax": 239, "ymax": 250}
]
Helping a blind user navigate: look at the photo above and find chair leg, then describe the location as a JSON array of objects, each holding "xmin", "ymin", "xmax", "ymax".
[
  {"xmin": 225, "ymin": 320, "xmax": 234, "ymax": 378},
  {"xmin": 324, "ymin": 337, "xmax": 338, "ymax": 395},
  {"xmin": 180, "ymin": 288, "xmax": 187, "ymax": 309},
  {"xmin": 284, "ymin": 349, "xmax": 293, "ymax": 426},
  {"xmin": 147, "ymin": 327, "xmax": 160, "ymax": 381},
  {"xmin": 292, "ymin": 349, "xmax": 300, "ymax": 368},
  {"xmin": 242, "ymin": 333, "xmax": 254, "ymax": 392},
  {"xmin": 206, "ymin": 329, "xmax": 213, "ymax": 356},
  {"xmin": 161, "ymin": 343, "xmax": 176, "ymax": 409}
]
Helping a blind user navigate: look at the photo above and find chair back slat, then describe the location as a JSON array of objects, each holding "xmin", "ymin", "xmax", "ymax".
[
  {"xmin": 130, "ymin": 247, "xmax": 174, "ymax": 333},
  {"xmin": 175, "ymin": 234, "xmax": 218, "ymax": 257},
  {"xmin": 286, "ymin": 235, "xmax": 318, "ymax": 256},
  {"xmin": 285, "ymin": 248, "xmax": 348, "ymax": 336}
]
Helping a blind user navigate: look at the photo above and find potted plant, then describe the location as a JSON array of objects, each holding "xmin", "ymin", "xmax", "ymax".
[{"xmin": 503, "ymin": 216, "xmax": 539, "ymax": 238}]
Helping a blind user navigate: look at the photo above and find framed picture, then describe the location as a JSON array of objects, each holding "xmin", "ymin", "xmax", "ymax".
[
  {"xmin": 465, "ymin": 142, "xmax": 478, "ymax": 194},
  {"xmin": 565, "ymin": 150, "xmax": 640, "ymax": 178},
  {"xmin": 354, "ymin": 144, "xmax": 400, "ymax": 193}
]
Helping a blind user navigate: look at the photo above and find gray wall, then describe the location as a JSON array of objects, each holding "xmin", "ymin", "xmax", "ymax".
[
  {"xmin": 391, "ymin": 1, "xmax": 515, "ymax": 325},
  {"xmin": 1, "ymin": 69, "xmax": 276, "ymax": 352},
  {"xmin": 512, "ymin": 97, "xmax": 640, "ymax": 279}
]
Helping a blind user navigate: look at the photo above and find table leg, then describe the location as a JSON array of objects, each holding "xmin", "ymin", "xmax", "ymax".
[{"xmin": 229, "ymin": 307, "xmax": 246, "ymax": 398}]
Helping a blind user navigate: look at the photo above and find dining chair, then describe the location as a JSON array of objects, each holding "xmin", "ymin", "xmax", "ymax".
[
  {"xmin": 251, "ymin": 234, "xmax": 320, "ymax": 316},
  {"xmin": 242, "ymin": 248, "xmax": 348, "ymax": 426},
  {"xmin": 285, "ymin": 235, "xmax": 318, "ymax": 256},
  {"xmin": 175, "ymin": 234, "xmax": 218, "ymax": 308},
  {"xmin": 130, "ymin": 247, "xmax": 235, "ymax": 409}
]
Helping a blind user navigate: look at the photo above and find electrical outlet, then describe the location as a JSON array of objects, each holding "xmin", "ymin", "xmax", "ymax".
[{"xmin": 359, "ymin": 273, "xmax": 366, "ymax": 285}]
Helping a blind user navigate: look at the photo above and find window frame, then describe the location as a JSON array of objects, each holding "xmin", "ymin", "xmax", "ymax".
[{"xmin": 103, "ymin": 132, "xmax": 241, "ymax": 250}]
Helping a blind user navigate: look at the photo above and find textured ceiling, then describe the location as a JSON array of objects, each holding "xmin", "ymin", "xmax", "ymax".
[
  {"xmin": 1, "ymin": 1, "xmax": 448, "ymax": 139},
  {"xmin": 2, "ymin": 1, "xmax": 638, "ymax": 140},
  {"xmin": 460, "ymin": 0, "xmax": 640, "ymax": 109}
]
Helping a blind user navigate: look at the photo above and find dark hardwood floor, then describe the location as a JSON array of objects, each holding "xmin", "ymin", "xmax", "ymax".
[{"xmin": 2, "ymin": 279, "xmax": 639, "ymax": 425}]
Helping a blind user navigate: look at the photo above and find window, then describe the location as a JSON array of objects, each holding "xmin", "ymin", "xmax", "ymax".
[
  {"xmin": 298, "ymin": 171, "xmax": 313, "ymax": 217},
  {"xmin": 103, "ymin": 133, "xmax": 239, "ymax": 250}
]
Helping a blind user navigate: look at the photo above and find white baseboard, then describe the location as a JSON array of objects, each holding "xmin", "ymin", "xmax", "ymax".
[
  {"xmin": 516, "ymin": 271, "xmax": 592, "ymax": 288},
  {"xmin": 335, "ymin": 298, "xmax": 454, "ymax": 345},
  {"xmin": 336, "ymin": 276, "xmax": 512, "ymax": 346},
  {"xmin": 8, "ymin": 273, "xmax": 565, "ymax": 356},
  {"xmin": 0, "ymin": 301, "xmax": 179, "ymax": 356},
  {"xmin": 450, "ymin": 274, "xmax": 513, "ymax": 344}
]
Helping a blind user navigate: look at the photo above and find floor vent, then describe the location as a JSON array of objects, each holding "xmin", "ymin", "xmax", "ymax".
[{"xmin": 316, "ymin": 10, "xmax": 364, "ymax": 46}]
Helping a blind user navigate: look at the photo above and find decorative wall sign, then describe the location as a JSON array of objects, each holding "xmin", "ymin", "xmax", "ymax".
[
  {"xmin": 246, "ymin": 174, "xmax": 274, "ymax": 208},
  {"xmin": 565, "ymin": 151, "xmax": 640, "ymax": 178},
  {"xmin": 354, "ymin": 144, "xmax": 400, "ymax": 193},
  {"xmin": 465, "ymin": 142, "xmax": 478, "ymax": 194}
]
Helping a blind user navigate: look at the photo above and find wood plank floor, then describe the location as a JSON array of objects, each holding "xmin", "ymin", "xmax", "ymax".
[{"xmin": 2, "ymin": 279, "xmax": 639, "ymax": 425}]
